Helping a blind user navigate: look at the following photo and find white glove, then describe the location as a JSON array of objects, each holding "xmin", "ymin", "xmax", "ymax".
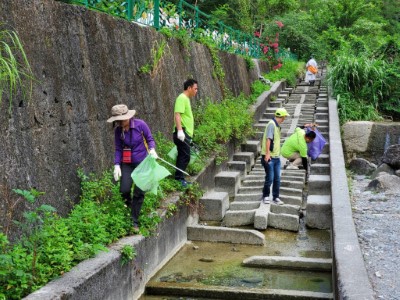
[
  {"xmin": 177, "ymin": 130, "xmax": 185, "ymax": 142},
  {"xmin": 149, "ymin": 148, "xmax": 158, "ymax": 159},
  {"xmin": 113, "ymin": 165, "xmax": 121, "ymax": 181}
]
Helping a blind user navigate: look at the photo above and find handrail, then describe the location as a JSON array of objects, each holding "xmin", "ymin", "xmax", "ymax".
[{"xmin": 58, "ymin": 0, "xmax": 297, "ymax": 60}]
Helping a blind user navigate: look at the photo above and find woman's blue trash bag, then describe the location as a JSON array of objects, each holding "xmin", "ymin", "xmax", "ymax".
[
  {"xmin": 167, "ymin": 146, "xmax": 198, "ymax": 165},
  {"xmin": 131, "ymin": 155, "xmax": 171, "ymax": 195},
  {"xmin": 307, "ymin": 128, "xmax": 326, "ymax": 160}
]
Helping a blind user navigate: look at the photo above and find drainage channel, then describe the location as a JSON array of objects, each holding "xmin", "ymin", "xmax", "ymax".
[{"xmin": 141, "ymin": 70, "xmax": 332, "ymax": 300}]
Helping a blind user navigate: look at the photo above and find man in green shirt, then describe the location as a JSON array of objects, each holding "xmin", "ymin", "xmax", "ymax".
[
  {"xmin": 173, "ymin": 79, "xmax": 198, "ymax": 187},
  {"xmin": 281, "ymin": 126, "xmax": 316, "ymax": 170},
  {"xmin": 261, "ymin": 108, "xmax": 289, "ymax": 205}
]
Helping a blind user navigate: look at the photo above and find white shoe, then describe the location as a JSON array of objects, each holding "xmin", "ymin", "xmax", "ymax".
[
  {"xmin": 272, "ymin": 198, "xmax": 284, "ymax": 205},
  {"xmin": 262, "ymin": 197, "xmax": 270, "ymax": 204},
  {"xmin": 286, "ymin": 165, "xmax": 299, "ymax": 170}
]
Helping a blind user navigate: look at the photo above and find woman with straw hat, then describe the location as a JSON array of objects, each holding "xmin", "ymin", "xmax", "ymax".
[{"xmin": 107, "ymin": 104, "xmax": 158, "ymax": 232}]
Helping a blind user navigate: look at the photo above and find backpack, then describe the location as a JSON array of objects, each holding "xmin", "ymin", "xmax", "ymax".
[{"xmin": 308, "ymin": 65, "xmax": 318, "ymax": 74}]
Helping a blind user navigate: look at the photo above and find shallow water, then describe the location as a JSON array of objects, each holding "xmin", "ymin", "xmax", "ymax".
[{"xmin": 141, "ymin": 227, "xmax": 332, "ymax": 299}]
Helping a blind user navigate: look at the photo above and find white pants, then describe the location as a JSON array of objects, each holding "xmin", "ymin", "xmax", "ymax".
[{"xmin": 287, "ymin": 152, "xmax": 302, "ymax": 167}]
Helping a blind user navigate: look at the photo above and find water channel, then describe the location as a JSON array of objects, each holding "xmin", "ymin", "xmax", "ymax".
[{"xmin": 140, "ymin": 71, "xmax": 333, "ymax": 299}]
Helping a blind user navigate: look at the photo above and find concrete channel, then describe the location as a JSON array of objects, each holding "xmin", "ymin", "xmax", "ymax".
[
  {"xmin": 25, "ymin": 69, "xmax": 374, "ymax": 300},
  {"xmin": 141, "ymin": 68, "xmax": 374, "ymax": 299}
]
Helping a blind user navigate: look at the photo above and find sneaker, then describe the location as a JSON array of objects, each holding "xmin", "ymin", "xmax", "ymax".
[
  {"xmin": 286, "ymin": 165, "xmax": 299, "ymax": 170},
  {"xmin": 262, "ymin": 197, "xmax": 270, "ymax": 204},
  {"xmin": 178, "ymin": 179, "xmax": 192, "ymax": 188},
  {"xmin": 272, "ymin": 198, "xmax": 284, "ymax": 205}
]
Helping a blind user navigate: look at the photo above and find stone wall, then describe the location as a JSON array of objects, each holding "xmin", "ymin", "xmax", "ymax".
[
  {"xmin": 0, "ymin": 0, "xmax": 268, "ymax": 231},
  {"xmin": 342, "ymin": 121, "xmax": 400, "ymax": 164}
]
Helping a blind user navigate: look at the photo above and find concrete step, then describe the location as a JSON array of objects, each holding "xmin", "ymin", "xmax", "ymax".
[
  {"xmin": 223, "ymin": 209, "xmax": 255, "ymax": 226},
  {"xmin": 227, "ymin": 161, "xmax": 247, "ymax": 177},
  {"xmin": 233, "ymin": 152, "xmax": 255, "ymax": 172},
  {"xmin": 241, "ymin": 140, "xmax": 260, "ymax": 157},
  {"xmin": 308, "ymin": 175, "xmax": 331, "ymax": 195},
  {"xmin": 268, "ymin": 212, "xmax": 299, "ymax": 231},
  {"xmin": 270, "ymin": 203, "xmax": 301, "ymax": 216},
  {"xmin": 234, "ymin": 193, "xmax": 261, "ymax": 202},
  {"xmin": 306, "ymin": 195, "xmax": 331, "ymax": 229},
  {"xmin": 280, "ymin": 186, "xmax": 303, "ymax": 197},
  {"xmin": 215, "ymin": 171, "xmax": 241, "ymax": 197},
  {"xmin": 230, "ymin": 201, "xmax": 260, "ymax": 210},
  {"xmin": 199, "ymin": 191, "xmax": 229, "ymax": 221},
  {"xmin": 310, "ymin": 163, "xmax": 330, "ymax": 175}
]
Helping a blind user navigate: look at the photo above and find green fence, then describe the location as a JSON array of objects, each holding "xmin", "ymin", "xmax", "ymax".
[{"xmin": 60, "ymin": 0, "xmax": 297, "ymax": 60}]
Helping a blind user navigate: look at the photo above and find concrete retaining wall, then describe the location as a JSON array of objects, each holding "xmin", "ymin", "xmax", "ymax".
[
  {"xmin": 329, "ymin": 99, "xmax": 375, "ymax": 299},
  {"xmin": 0, "ymin": 0, "xmax": 269, "ymax": 233}
]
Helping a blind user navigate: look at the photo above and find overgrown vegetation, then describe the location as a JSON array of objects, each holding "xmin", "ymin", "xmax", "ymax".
[{"xmin": 0, "ymin": 78, "xmax": 275, "ymax": 295}]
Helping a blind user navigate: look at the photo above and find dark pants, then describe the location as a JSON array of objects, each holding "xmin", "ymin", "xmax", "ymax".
[
  {"xmin": 173, "ymin": 130, "xmax": 191, "ymax": 180},
  {"xmin": 120, "ymin": 162, "xmax": 145, "ymax": 226},
  {"xmin": 261, "ymin": 156, "xmax": 281, "ymax": 200}
]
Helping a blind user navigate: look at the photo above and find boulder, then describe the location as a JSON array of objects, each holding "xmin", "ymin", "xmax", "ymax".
[
  {"xmin": 367, "ymin": 173, "xmax": 400, "ymax": 195},
  {"xmin": 348, "ymin": 158, "xmax": 376, "ymax": 175},
  {"xmin": 371, "ymin": 163, "xmax": 395, "ymax": 179},
  {"xmin": 382, "ymin": 144, "xmax": 400, "ymax": 169}
]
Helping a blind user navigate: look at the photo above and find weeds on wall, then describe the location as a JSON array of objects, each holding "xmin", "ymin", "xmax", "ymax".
[
  {"xmin": 0, "ymin": 26, "xmax": 33, "ymax": 112},
  {"xmin": 139, "ymin": 40, "xmax": 170, "ymax": 78}
]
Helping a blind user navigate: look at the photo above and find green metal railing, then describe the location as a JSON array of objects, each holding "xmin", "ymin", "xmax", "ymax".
[{"xmin": 60, "ymin": 0, "xmax": 296, "ymax": 60}]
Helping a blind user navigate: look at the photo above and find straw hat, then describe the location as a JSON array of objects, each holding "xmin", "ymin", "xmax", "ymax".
[{"xmin": 106, "ymin": 104, "xmax": 136, "ymax": 123}]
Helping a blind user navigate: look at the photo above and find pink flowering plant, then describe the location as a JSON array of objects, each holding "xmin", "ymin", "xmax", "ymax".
[{"xmin": 255, "ymin": 20, "xmax": 285, "ymax": 70}]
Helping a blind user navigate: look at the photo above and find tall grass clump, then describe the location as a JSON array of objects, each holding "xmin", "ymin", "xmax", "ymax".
[
  {"xmin": 328, "ymin": 52, "xmax": 399, "ymax": 123},
  {"xmin": 0, "ymin": 26, "xmax": 33, "ymax": 111}
]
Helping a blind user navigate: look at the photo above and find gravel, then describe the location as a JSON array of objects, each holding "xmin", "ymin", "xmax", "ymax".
[{"xmin": 351, "ymin": 175, "xmax": 400, "ymax": 300}]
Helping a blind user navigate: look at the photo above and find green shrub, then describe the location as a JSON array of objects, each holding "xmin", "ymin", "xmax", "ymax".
[{"xmin": 263, "ymin": 59, "xmax": 303, "ymax": 86}]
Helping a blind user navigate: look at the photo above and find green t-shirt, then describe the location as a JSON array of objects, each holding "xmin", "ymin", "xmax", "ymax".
[
  {"xmin": 261, "ymin": 119, "xmax": 281, "ymax": 157},
  {"xmin": 173, "ymin": 93, "xmax": 194, "ymax": 137},
  {"xmin": 281, "ymin": 127, "xmax": 307, "ymax": 158}
]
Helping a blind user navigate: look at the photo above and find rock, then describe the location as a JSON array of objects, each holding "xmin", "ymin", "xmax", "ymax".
[
  {"xmin": 199, "ymin": 257, "xmax": 214, "ymax": 262},
  {"xmin": 382, "ymin": 144, "xmax": 400, "ymax": 169},
  {"xmin": 371, "ymin": 163, "xmax": 395, "ymax": 179},
  {"xmin": 367, "ymin": 174, "xmax": 400, "ymax": 194},
  {"xmin": 396, "ymin": 170, "xmax": 400, "ymax": 177},
  {"xmin": 349, "ymin": 158, "xmax": 377, "ymax": 175}
]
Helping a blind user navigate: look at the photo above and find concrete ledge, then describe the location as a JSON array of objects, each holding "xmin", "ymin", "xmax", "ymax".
[
  {"xmin": 199, "ymin": 191, "xmax": 229, "ymax": 221},
  {"xmin": 146, "ymin": 282, "xmax": 333, "ymax": 299},
  {"xmin": 268, "ymin": 213, "xmax": 299, "ymax": 232},
  {"xmin": 329, "ymin": 99, "xmax": 374, "ymax": 299},
  {"xmin": 187, "ymin": 225, "xmax": 265, "ymax": 245},
  {"xmin": 306, "ymin": 195, "xmax": 331, "ymax": 229},
  {"xmin": 242, "ymin": 256, "xmax": 332, "ymax": 271}
]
